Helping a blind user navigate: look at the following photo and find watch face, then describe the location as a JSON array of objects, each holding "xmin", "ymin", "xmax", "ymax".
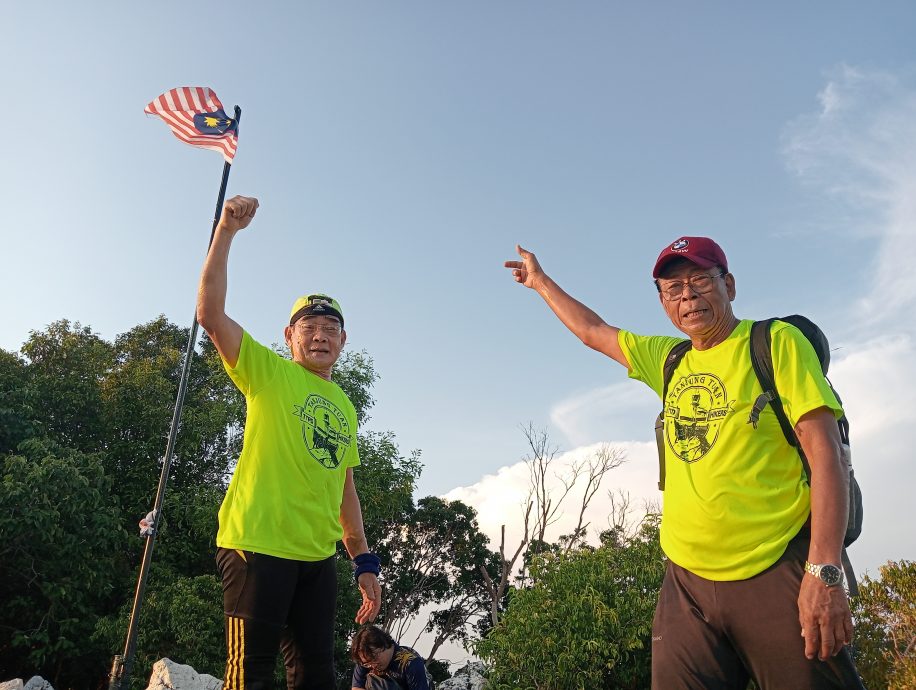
[{"xmin": 820, "ymin": 564, "xmax": 843, "ymax": 586}]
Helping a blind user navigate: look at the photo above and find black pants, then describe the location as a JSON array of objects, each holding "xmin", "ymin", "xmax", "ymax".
[
  {"xmin": 651, "ymin": 534, "xmax": 865, "ymax": 689},
  {"xmin": 216, "ymin": 548, "xmax": 338, "ymax": 690}
]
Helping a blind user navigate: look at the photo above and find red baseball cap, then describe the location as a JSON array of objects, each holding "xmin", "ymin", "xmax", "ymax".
[{"xmin": 652, "ymin": 236, "xmax": 728, "ymax": 279}]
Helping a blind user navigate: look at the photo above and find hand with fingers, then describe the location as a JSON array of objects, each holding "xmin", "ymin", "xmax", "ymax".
[
  {"xmin": 218, "ymin": 195, "xmax": 259, "ymax": 235},
  {"xmin": 355, "ymin": 572, "xmax": 382, "ymax": 624},
  {"xmin": 504, "ymin": 244, "xmax": 546, "ymax": 290},
  {"xmin": 798, "ymin": 575, "xmax": 854, "ymax": 661}
]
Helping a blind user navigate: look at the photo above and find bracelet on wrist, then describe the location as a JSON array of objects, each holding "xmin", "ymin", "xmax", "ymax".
[{"xmin": 353, "ymin": 552, "xmax": 381, "ymax": 582}]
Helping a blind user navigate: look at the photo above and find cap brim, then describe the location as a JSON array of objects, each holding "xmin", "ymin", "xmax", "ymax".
[
  {"xmin": 290, "ymin": 306, "xmax": 344, "ymax": 327},
  {"xmin": 652, "ymin": 254, "xmax": 719, "ymax": 279}
]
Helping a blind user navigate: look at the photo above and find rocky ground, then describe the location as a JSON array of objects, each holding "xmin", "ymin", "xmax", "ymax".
[{"xmin": 0, "ymin": 658, "xmax": 487, "ymax": 690}]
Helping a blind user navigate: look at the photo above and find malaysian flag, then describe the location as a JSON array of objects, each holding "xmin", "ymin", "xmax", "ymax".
[{"xmin": 145, "ymin": 87, "xmax": 239, "ymax": 163}]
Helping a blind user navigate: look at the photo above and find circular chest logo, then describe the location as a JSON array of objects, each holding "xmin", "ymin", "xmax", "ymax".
[
  {"xmin": 292, "ymin": 394, "xmax": 352, "ymax": 469},
  {"xmin": 664, "ymin": 372, "xmax": 734, "ymax": 463}
]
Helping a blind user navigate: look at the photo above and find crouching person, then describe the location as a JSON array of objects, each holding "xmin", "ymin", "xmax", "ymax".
[{"xmin": 351, "ymin": 626, "xmax": 432, "ymax": 690}]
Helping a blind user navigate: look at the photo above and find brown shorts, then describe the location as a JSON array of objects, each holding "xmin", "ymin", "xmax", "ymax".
[{"xmin": 651, "ymin": 534, "xmax": 865, "ymax": 689}]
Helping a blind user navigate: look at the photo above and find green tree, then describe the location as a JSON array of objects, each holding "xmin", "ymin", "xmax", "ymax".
[
  {"xmin": 379, "ymin": 497, "xmax": 496, "ymax": 660},
  {"xmin": 851, "ymin": 560, "xmax": 916, "ymax": 689},
  {"xmin": 0, "ymin": 318, "xmax": 437, "ymax": 690},
  {"xmin": 0, "ymin": 319, "xmax": 245, "ymax": 687},
  {"xmin": 101, "ymin": 320, "xmax": 244, "ymax": 515},
  {"xmin": 92, "ymin": 567, "xmax": 225, "ymax": 683},
  {"xmin": 476, "ymin": 517, "xmax": 665, "ymax": 690},
  {"xmin": 19, "ymin": 321, "xmax": 113, "ymax": 453},
  {"xmin": 0, "ymin": 439, "xmax": 124, "ymax": 686},
  {"xmin": 0, "ymin": 349, "xmax": 36, "ymax": 454}
]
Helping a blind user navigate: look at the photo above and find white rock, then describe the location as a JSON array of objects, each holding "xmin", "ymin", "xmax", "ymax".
[
  {"xmin": 144, "ymin": 659, "xmax": 222, "ymax": 690},
  {"xmin": 438, "ymin": 660, "xmax": 486, "ymax": 690},
  {"xmin": 23, "ymin": 679, "xmax": 53, "ymax": 690},
  {"xmin": 22, "ymin": 678, "xmax": 53, "ymax": 690},
  {"xmin": 0, "ymin": 680, "xmax": 24, "ymax": 690}
]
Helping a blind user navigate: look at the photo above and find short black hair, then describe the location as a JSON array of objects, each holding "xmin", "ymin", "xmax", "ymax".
[{"xmin": 350, "ymin": 625, "xmax": 395, "ymax": 663}]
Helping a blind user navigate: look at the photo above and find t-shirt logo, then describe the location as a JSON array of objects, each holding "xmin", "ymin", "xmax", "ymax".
[
  {"xmin": 292, "ymin": 394, "xmax": 352, "ymax": 469},
  {"xmin": 664, "ymin": 372, "xmax": 734, "ymax": 463}
]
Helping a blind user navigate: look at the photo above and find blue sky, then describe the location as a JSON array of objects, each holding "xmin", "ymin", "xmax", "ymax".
[{"xmin": 3, "ymin": 2, "xmax": 915, "ymax": 662}]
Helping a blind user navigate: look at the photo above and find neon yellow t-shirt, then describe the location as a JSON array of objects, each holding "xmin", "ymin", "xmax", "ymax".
[
  {"xmin": 619, "ymin": 319, "xmax": 842, "ymax": 580},
  {"xmin": 216, "ymin": 331, "xmax": 360, "ymax": 561}
]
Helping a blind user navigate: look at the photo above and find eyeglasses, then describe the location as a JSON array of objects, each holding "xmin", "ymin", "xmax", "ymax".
[
  {"xmin": 294, "ymin": 321, "xmax": 342, "ymax": 335},
  {"xmin": 359, "ymin": 648, "xmax": 385, "ymax": 667},
  {"xmin": 656, "ymin": 272, "xmax": 725, "ymax": 301}
]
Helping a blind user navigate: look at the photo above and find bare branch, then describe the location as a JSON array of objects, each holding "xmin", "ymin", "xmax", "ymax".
[
  {"xmin": 565, "ymin": 444, "xmax": 627, "ymax": 553},
  {"xmin": 484, "ymin": 501, "xmax": 533, "ymax": 627},
  {"xmin": 522, "ymin": 423, "xmax": 574, "ymax": 544}
]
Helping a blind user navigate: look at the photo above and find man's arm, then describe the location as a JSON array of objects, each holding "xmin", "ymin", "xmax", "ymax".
[
  {"xmin": 196, "ymin": 195, "xmax": 259, "ymax": 368},
  {"xmin": 504, "ymin": 245, "xmax": 630, "ymax": 368},
  {"xmin": 340, "ymin": 468, "xmax": 382, "ymax": 624},
  {"xmin": 795, "ymin": 407, "xmax": 853, "ymax": 662},
  {"xmin": 350, "ymin": 661, "xmax": 368, "ymax": 690}
]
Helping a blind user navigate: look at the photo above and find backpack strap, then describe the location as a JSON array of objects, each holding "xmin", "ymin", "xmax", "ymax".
[
  {"xmin": 656, "ymin": 340, "xmax": 692, "ymax": 490},
  {"xmin": 748, "ymin": 319, "xmax": 816, "ymax": 480},
  {"xmin": 749, "ymin": 319, "xmax": 801, "ymax": 445},
  {"xmin": 748, "ymin": 319, "xmax": 859, "ymax": 594}
]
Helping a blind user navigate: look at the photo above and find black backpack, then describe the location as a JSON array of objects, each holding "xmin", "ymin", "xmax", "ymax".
[{"xmin": 653, "ymin": 316, "xmax": 863, "ymax": 594}]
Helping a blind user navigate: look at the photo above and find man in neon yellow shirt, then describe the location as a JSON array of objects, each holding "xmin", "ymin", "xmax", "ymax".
[
  {"xmin": 505, "ymin": 237, "xmax": 863, "ymax": 689},
  {"xmin": 198, "ymin": 195, "xmax": 381, "ymax": 690}
]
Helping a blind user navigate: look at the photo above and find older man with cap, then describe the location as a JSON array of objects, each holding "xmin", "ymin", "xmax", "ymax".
[
  {"xmin": 197, "ymin": 195, "xmax": 382, "ymax": 690},
  {"xmin": 505, "ymin": 239, "xmax": 864, "ymax": 689}
]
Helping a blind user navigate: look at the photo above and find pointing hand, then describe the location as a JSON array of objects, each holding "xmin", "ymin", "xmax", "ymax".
[{"xmin": 504, "ymin": 244, "xmax": 545, "ymax": 290}]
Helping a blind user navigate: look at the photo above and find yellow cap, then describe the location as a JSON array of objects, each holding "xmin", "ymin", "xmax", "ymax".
[{"xmin": 289, "ymin": 294, "xmax": 344, "ymax": 327}]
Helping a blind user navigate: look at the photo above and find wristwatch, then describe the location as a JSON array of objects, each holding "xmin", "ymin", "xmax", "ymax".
[{"xmin": 805, "ymin": 561, "xmax": 844, "ymax": 586}]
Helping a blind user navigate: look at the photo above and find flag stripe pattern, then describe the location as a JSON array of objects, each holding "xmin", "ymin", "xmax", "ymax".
[{"xmin": 145, "ymin": 87, "xmax": 238, "ymax": 163}]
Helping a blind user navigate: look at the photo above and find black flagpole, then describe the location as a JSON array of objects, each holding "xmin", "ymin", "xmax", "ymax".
[{"xmin": 109, "ymin": 105, "xmax": 241, "ymax": 690}]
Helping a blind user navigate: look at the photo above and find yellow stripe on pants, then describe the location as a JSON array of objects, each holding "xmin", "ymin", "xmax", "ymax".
[{"xmin": 225, "ymin": 615, "xmax": 245, "ymax": 689}]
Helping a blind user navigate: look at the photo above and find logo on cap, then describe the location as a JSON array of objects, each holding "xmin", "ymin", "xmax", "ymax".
[{"xmin": 672, "ymin": 239, "xmax": 689, "ymax": 251}]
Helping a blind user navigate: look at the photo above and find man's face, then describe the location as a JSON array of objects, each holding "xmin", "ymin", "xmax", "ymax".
[
  {"xmin": 656, "ymin": 262, "xmax": 736, "ymax": 340},
  {"xmin": 359, "ymin": 645, "xmax": 394, "ymax": 673},
  {"xmin": 284, "ymin": 315, "xmax": 346, "ymax": 375}
]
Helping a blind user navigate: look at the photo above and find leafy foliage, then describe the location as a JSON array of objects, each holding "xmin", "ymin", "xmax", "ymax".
[
  {"xmin": 0, "ymin": 439, "xmax": 125, "ymax": 686},
  {"xmin": 93, "ymin": 568, "xmax": 225, "ymax": 684},
  {"xmin": 850, "ymin": 560, "xmax": 916, "ymax": 689},
  {"xmin": 0, "ymin": 349, "xmax": 36, "ymax": 453},
  {"xmin": 476, "ymin": 517, "xmax": 665, "ymax": 690},
  {"xmin": 0, "ymin": 318, "xmax": 442, "ymax": 689},
  {"xmin": 379, "ymin": 497, "xmax": 497, "ymax": 660}
]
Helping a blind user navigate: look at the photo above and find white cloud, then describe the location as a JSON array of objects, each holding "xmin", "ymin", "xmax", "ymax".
[
  {"xmin": 784, "ymin": 66, "xmax": 916, "ymax": 326},
  {"xmin": 549, "ymin": 380, "xmax": 659, "ymax": 448},
  {"xmin": 780, "ymin": 66, "xmax": 916, "ymax": 575},
  {"xmin": 827, "ymin": 335, "xmax": 916, "ymax": 577},
  {"xmin": 830, "ymin": 334, "xmax": 916, "ymax": 439},
  {"xmin": 443, "ymin": 440, "xmax": 660, "ymax": 560}
]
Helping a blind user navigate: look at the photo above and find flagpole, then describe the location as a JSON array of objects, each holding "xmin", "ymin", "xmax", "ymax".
[{"xmin": 109, "ymin": 105, "xmax": 241, "ymax": 690}]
